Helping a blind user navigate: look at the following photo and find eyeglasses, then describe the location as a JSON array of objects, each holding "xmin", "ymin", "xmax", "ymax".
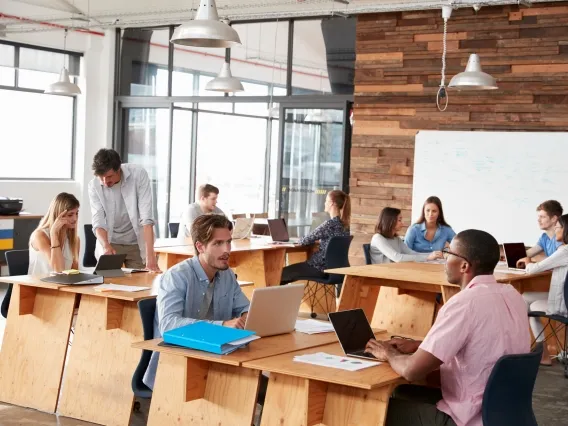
[{"xmin": 442, "ymin": 247, "xmax": 470, "ymax": 263}]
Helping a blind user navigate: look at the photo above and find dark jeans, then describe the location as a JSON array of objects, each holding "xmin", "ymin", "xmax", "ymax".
[
  {"xmin": 280, "ymin": 261, "xmax": 326, "ymax": 285},
  {"xmin": 386, "ymin": 385, "xmax": 457, "ymax": 426}
]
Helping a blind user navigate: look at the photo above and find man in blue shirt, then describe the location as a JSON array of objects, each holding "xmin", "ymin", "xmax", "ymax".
[
  {"xmin": 143, "ymin": 214, "xmax": 250, "ymax": 389},
  {"xmin": 518, "ymin": 200, "xmax": 563, "ymax": 267}
]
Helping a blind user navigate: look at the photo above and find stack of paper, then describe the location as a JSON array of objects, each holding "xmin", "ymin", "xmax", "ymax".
[
  {"xmin": 94, "ymin": 284, "xmax": 149, "ymax": 293},
  {"xmin": 293, "ymin": 352, "xmax": 380, "ymax": 371},
  {"xmin": 295, "ymin": 319, "xmax": 335, "ymax": 334}
]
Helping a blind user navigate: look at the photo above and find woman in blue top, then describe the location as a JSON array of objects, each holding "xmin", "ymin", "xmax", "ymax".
[{"xmin": 405, "ymin": 196, "xmax": 455, "ymax": 253}]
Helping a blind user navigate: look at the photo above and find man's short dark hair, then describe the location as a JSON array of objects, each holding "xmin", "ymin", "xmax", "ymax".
[
  {"xmin": 537, "ymin": 200, "xmax": 563, "ymax": 219},
  {"xmin": 454, "ymin": 229, "xmax": 500, "ymax": 276},
  {"xmin": 92, "ymin": 149, "xmax": 122, "ymax": 176},
  {"xmin": 198, "ymin": 184, "xmax": 219, "ymax": 199}
]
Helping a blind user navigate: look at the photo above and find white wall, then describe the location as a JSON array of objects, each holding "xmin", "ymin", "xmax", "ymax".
[{"xmin": 1, "ymin": 24, "xmax": 115, "ymax": 263}]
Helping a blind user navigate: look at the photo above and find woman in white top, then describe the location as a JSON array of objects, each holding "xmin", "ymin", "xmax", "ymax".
[
  {"xmin": 522, "ymin": 214, "xmax": 568, "ymax": 365},
  {"xmin": 370, "ymin": 207, "xmax": 443, "ymax": 264},
  {"xmin": 29, "ymin": 193, "xmax": 80, "ymax": 275}
]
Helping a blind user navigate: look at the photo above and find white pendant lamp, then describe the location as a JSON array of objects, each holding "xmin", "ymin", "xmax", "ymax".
[
  {"xmin": 205, "ymin": 62, "xmax": 244, "ymax": 93},
  {"xmin": 45, "ymin": 68, "xmax": 82, "ymax": 95},
  {"xmin": 45, "ymin": 29, "xmax": 81, "ymax": 96},
  {"xmin": 449, "ymin": 54, "xmax": 498, "ymax": 91},
  {"xmin": 171, "ymin": 0, "xmax": 241, "ymax": 48}
]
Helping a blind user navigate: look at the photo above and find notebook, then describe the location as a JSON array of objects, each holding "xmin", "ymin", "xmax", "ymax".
[{"xmin": 163, "ymin": 321, "xmax": 257, "ymax": 355}]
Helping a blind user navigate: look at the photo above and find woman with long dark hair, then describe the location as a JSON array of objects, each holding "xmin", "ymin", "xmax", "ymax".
[
  {"xmin": 370, "ymin": 207, "xmax": 443, "ymax": 264},
  {"xmin": 405, "ymin": 196, "xmax": 455, "ymax": 253},
  {"xmin": 523, "ymin": 213, "xmax": 568, "ymax": 365}
]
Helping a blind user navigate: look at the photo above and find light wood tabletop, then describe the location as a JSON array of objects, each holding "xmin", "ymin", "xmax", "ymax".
[
  {"xmin": 243, "ymin": 332, "xmax": 401, "ymax": 391},
  {"xmin": 132, "ymin": 330, "xmax": 341, "ymax": 366}
]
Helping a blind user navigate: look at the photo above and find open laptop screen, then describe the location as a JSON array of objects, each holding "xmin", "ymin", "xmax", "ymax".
[
  {"xmin": 503, "ymin": 243, "xmax": 527, "ymax": 269},
  {"xmin": 267, "ymin": 218, "xmax": 290, "ymax": 242},
  {"xmin": 328, "ymin": 309, "xmax": 375, "ymax": 354}
]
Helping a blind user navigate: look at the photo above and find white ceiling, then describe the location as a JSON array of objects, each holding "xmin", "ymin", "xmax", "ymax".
[{"xmin": 0, "ymin": 0, "xmax": 552, "ymax": 34}]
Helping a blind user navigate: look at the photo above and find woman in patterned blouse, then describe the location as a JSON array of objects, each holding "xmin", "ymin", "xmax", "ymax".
[{"xmin": 280, "ymin": 190, "xmax": 351, "ymax": 284}]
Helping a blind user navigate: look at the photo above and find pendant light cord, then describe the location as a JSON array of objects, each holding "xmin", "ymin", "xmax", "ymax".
[{"xmin": 437, "ymin": 17, "xmax": 449, "ymax": 112}]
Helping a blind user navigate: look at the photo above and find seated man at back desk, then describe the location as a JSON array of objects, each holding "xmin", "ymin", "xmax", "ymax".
[
  {"xmin": 517, "ymin": 199, "xmax": 563, "ymax": 267},
  {"xmin": 365, "ymin": 229, "xmax": 530, "ymax": 426},
  {"xmin": 143, "ymin": 214, "xmax": 250, "ymax": 389},
  {"xmin": 177, "ymin": 184, "xmax": 225, "ymax": 243}
]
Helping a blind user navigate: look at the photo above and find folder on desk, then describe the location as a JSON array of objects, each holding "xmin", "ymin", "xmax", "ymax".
[{"xmin": 163, "ymin": 321, "xmax": 256, "ymax": 355}]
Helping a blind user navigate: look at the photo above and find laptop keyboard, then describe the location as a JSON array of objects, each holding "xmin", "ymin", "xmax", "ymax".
[{"xmin": 351, "ymin": 350, "xmax": 376, "ymax": 359}]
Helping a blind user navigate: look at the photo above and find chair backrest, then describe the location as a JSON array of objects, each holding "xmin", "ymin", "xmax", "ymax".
[
  {"xmin": 232, "ymin": 213, "xmax": 247, "ymax": 219},
  {"xmin": 324, "ymin": 236, "xmax": 353, "ymax": 284},
  {"xmin": 132, "ymin": 297, "xmax": 157, "ymax": 397},
  {"xmin": 83, "ymin": 224, "xmax": 97, "ymax": 268},
  {"xmin": 168, "ymin": 222, "xmax": 179, "ymax": 239},
  {"xmin": 250, "ymin": 212, "xmax": 268, "ymax": 219},
  {"xmin": 481, "ymin": 343, "xmax": 542, "ymax": 426},
  {"xmin": 362, "ymin": 244, "xmax": 372, "ymax": 265},
  {"xmin": 5, "ymin": 249, "xmax": 29, "ymax": 276}
]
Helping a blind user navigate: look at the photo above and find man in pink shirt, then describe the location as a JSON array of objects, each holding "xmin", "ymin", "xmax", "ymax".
[{"xmin": 365, "ymin": 229, "xmax": 531, "ymax": 426}]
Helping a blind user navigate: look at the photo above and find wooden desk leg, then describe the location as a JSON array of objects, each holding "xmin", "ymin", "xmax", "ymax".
[
  {"xmin": 337, "ymin": 276, "xmax": 381, "ymax": 322},
  {"xmin": 371, "ymin": 285, "xmax": 437, "ymax": 338},
  {"xmin": 232, "ymin": 249, "xmax": 286, "ymax": 287},
  {"xmin": 148, "ymin": 353, "xmax": 260, "ymax": 426},
  {"xmin": 0, "ymin": 284, "xmax": 75, "ymax": 413},
  {"xmin": 57, "ymin": 295, "xmax": 143, "ymax": 426},
  {"xmin": 260, "ymin": 373, "xmax": 394, "ymax": 426}
]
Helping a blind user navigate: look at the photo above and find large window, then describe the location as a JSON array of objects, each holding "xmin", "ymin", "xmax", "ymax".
[
  {"xmin": 196, "ymin": 113, "xmax": 267, "ymax": 215},
  {"xmin": 0, "ymin": 42, "xmax": 80, "ymax": 180}
]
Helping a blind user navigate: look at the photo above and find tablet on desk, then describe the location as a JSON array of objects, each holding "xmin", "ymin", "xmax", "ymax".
[{"xmin": 94, "ymin": 254, "xmax": 127, "ymax": 278}]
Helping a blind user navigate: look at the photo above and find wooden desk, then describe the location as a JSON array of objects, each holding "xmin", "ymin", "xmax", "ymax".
[
  {"xmin": 132, "ymin": 332, "xmax": 340, "ymax": 426},
  {"xmin": 0, "ymin": 273, "xmax": 159, "ymax": 424},
  {"xmin": 0, "ymin": 275, "xmax": 75, "ymax": 413},
  {"xmin": 56, "ymin": 273, "xmax": 158, "ymax": 426},
  {"xmin": 243, "ymin": 331, "xmax": 404, "ymax": 426},
  {"xmin": 328, "ymin": 263, "xmax": 551, "ymax": 338},
  {"xmin": 155, "ymin": 237, "xmax": 313, "ymax": 288}
]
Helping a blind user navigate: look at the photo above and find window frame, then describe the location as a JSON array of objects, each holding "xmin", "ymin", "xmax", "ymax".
[{"xmin": 0, "ymin": 40, "xmax": 82, "ymax": 182}]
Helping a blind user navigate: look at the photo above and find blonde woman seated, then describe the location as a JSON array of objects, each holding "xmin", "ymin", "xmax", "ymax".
[
  {"xmin": 370, "ymin": 207, "xmax": 443, "ymax": 264},
  {"xmin": 520, "ymin": 213, "xmax": 568, "ymax": 366},
  {"xmin": 29, "ymin": 192, "xmax": 81, "ymax": 274}
]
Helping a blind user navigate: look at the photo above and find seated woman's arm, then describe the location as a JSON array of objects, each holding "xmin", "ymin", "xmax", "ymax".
[
  {"xmin": 526, "ymin": 246, "xmax": 568, "ymax": 274},
  {"xmin": 371, "ymin": 234, "xmax": 430, "ymax": 263},
  {"xmin": 298, "ymin": 220, "xmax": 330, "ymax": 246},
  {"xmin": 30, "ymin": 230, "xmax": 66, "ymax": 272},
  {"xmin": 404, "ymin": 225, "xmax": 418, "ymax": 251}
]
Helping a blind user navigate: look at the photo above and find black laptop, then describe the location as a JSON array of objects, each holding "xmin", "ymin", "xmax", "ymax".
[
  {"xmin": 267, "ymin": 218, "xmax": 299, "ymax": 243},
  {"xmin": 328, "ymin": 309, "xmax": 377, "ymax": 360},
  {"xmin": 503, "ymin": 242, "xmax": 527, "ymax": 271},
  {"xmin": 94, "ymin": 254, "xmax": 127, "ymax": 277}
]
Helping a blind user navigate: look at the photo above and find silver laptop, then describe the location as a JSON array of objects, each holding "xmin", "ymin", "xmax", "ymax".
[
  {"xmin": 244, "ymin": 284, "xmax": 304, "ymax": 337},
  {"xmin": 232, "ymin": 217, "xmax": 254, "ymax": 239}
]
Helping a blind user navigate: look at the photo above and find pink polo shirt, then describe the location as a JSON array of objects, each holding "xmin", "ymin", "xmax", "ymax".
[{"xmin": 420, "ymin": 275, "xmax": 530, "ymax": 426}]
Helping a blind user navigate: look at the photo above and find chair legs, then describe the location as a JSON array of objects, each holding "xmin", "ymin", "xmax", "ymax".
[
  {"xmin": 302, "ymin": 282, "xmax": 336, "ymax": 319},
  {"xmin": 531, "ymin": 319, "xmax": 567, "ymax": 376}
]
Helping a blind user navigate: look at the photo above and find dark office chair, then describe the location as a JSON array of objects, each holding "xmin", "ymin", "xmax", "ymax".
[
  {"xmin": 168, "ymin": 222, "xmax": 179, "ymax": 239},
  {"xmin": 131, "ymin": 297, "xmax": 157, "ymax": 410},
  {"xmin": 481, "ymin": 343, "xmax": 542, "ymax": 426},
  {"xmin": 83, "ymin": 224, "xmax": 97, "ymax": 268},
  {"xmin": 1, "ymin": 250, "xmax": 30, "ymax": 318},
  {"xmin": 528, "ymin": 270, "xmax": 568, "ymax": 378},
  {"xmin": 363, "ymin": 244, "xmax": 372, "ymax": 265},
  {"xmin": 297, "ymin": 236, "xmax": 353, "ymax": 318}
]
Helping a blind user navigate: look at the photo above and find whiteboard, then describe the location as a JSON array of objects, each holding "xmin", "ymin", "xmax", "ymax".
[{"xmin": 412, "ymin": 131, "xmax": 568, "ymax": 244}]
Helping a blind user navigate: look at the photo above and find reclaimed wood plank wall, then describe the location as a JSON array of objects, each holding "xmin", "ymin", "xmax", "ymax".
[{"xmin": 350, "ymin": 2, "xmax": 568, "ymax": 264}]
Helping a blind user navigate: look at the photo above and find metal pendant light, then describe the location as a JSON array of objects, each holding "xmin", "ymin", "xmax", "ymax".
[
  {"xmin": 171, "ymin": 0, "xmax": 241, "ymax": 48},
  {"xmin": 449, "ymin": 54, "xmax": 498, "ymax": 91},
  {"xmin": 45, "ymin": 29, "xmax": 81, "ymax": 96},
  {"xmin": 205, "ymin": 62, "xmax": 244, "ymax": 93}
]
